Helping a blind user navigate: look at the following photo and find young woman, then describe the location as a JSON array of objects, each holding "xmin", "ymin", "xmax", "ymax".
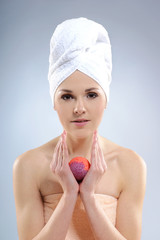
[{"xmin": 13, "ymin": 18, "xmax": 146, "ymax": 240}]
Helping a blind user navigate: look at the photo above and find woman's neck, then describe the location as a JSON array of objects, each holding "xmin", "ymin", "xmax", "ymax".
[{"xmin": 66, "ymin": 132, "xmax": 96, "ymax": 160}]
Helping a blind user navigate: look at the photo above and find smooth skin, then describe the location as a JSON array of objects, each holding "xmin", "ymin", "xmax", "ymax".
[{"xmin": 13, "ymin": 71, "xmax": 147, "ymax": 240}]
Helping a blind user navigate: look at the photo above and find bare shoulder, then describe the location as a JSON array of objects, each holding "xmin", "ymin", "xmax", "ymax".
[
  {"xmin": 13, "ymin": 149, "xmax": 41, "ymax": 193},
  {"xmin": 102, "ymin": 136, "xmax": 147, "ymax": 174},
  {"xmin": 115, "ymin": 145, "xmax": 147, "ymax": 203},
  {"xmin": 13, "ymin": 139, "xmax": 62, "ymax": 240},
  {"xmin": 13, "ymin": 147, "xmax": 43, "ymax": 174},
  {"xmin": 108, "ymin": 144, "xmax": 147, "ymax": 238},
  {"xmin": 13, "ymin": 136, "xmax": 60, "ymax": 180},
  {"xmin": 102, "ymin": 136, "xmax": 147, "ymax": 192},
  {"xmin": 117, "ymin": 146, "xmax": 147, "ymax": 179}
]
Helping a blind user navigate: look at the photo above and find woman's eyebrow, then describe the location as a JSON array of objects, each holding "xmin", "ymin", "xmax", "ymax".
[{"xmin": 58, "ymin": 87, "xmax": 100, "ymax": 93}]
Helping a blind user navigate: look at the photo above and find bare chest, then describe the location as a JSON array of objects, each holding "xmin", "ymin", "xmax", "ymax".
[
  {"xmin": 39, "ymin": 155, "xmax": 122, "ymax": 201},
  {"xmin": 38, "ymin": 153, "xmax": 122, "ymax": 225}
]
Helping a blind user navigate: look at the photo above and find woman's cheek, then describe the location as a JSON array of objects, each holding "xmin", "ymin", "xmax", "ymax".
[
  {"xmin": 59, "ymin": 108, "xmax": 71, "ymax": 127},
  {"xmin": 95, "ymin": 103, "xmax": 105, "ymax": 124}
]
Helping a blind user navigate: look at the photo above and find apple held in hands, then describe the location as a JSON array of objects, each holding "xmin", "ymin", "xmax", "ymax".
[{"xmin": 69, "ymin": 157, "xmax": 90, "ymax": 182}]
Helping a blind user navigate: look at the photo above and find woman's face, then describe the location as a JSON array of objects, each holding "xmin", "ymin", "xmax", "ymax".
[{"xmin": 54, "ymin": 70, "xmax": 107, "ymax": 137}]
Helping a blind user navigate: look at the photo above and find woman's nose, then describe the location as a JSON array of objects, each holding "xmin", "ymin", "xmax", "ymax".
[{"xmin": 73, "ymin": 98, "xmax": 86, "ymax": 115}]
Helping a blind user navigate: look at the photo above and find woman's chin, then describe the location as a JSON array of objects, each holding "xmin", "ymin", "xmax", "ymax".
[{"xmin": 68, "ymin": 128, "xmax": 95, "ymax": 138}]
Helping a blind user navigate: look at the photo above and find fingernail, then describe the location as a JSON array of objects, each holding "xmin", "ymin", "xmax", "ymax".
[
  {"xmin": 62, "ymin": 130, "xmax": 65, "ymax": 137},
  {"xmin": 50, "ymin": 162, "xmax": 53, "ymax": 170}
]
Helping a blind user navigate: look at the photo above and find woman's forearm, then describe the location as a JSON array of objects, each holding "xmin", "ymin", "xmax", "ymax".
[
  {"xmin": 81, "ymin": 193, "xmax": 126, "ymax": 240},
  {"xmin": 33, "ymin": 192, "xmax": 78, "ymax": 240}
]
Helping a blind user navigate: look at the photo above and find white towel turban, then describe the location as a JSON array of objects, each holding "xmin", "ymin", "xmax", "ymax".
[{"xmin": 48, "ymin": 17, "xmax": 112, "ymax": 107}]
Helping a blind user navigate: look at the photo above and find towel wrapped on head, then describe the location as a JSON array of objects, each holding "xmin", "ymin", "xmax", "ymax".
[{"xmin": 48, "ymin": 17, "xmax": 112, "ymax": 107}]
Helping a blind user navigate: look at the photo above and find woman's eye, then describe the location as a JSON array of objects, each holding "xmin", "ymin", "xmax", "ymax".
[
  {"xmin": 61, "ymin": 94, "xmax": 73, "ymax": 100},
  {"xmin": 87, "ymin": 92, "xmax": 98, "ymax": 98},
  {"xmin": 61, "ymin": 92, "xmax": 98, "ymax": 100}
]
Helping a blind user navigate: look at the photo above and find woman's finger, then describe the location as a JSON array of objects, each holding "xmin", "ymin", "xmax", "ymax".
[
  {"xmin": 96, "ymin": 137, "xmax": 107, "ymax": 170},
  {"xmin": 57, "ymin": 140, "xmax": 63, "ymax": 171},
  {"xmin": 50, "ymin": 136, "xmax": 62, "ymax": 171},
  {"xmin": 62, "ymin": 131, "xmax": 69, "ymax": 165},
  {"xmin": 90, "ymin": 131, "xmax": 98, "ymax": 167}
]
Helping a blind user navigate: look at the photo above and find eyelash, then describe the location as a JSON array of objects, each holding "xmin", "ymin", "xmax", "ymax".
[{"xmin": 61, "ymin": 92, "xmax": 98, "ymax": 100}]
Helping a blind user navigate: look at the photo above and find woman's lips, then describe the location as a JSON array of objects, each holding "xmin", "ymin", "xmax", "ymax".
[{"xmin": 71, "ymin": 120, "xmax": 90, "ymax": 127}]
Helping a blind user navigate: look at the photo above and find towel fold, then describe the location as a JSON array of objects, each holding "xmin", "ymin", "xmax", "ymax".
[{"xmin": 43, "ymin": 193, "xmax": 117, "ymax": 240}]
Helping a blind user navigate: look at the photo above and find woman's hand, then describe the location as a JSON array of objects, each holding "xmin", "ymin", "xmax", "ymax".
[
  {"xmin": 79, "ymin": 130, "xmax": 107, "ymax": 196},
  {"xmin": 50, "ymin": 130, "xmax": 79, "ymax": 195}
]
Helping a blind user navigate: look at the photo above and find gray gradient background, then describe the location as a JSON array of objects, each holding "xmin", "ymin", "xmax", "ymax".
[{"xmin": 1, "ymin": 0, "xmax": 159, "ymax": 239}]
